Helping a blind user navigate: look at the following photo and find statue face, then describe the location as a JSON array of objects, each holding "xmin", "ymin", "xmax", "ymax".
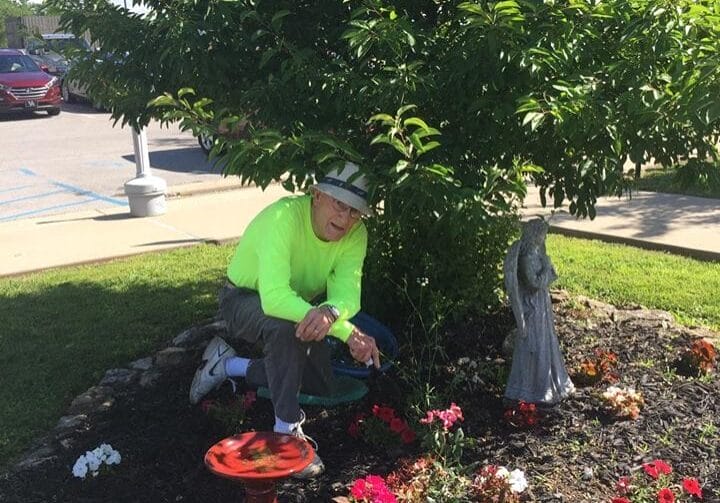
[{"xmin": 522, "ymin": 219, "xmax": 548, "ymax": 245}]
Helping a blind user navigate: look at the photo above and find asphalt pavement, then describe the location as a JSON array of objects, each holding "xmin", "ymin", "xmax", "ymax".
[{"xmin": 0, "ymin": 181, "xmax": 718, "ymax": 278}]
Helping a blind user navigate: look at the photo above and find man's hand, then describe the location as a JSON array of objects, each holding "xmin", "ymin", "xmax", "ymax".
[
  {"xmin": 296, "ymin": 306, "xmax": 335, "ymax": 341},
  {"xmin": 347, "ymin": 328, "xmax": 380, "ymax": 369}
]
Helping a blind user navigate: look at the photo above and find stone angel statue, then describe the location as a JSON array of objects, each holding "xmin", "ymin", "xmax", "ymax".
[{"xmin": 503, "ymin": 218, "xmax": 574, "ymax": 405}]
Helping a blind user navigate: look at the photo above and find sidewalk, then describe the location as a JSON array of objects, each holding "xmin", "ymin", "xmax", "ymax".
[
  {"xmin": 523, "ymin": 186, "xmax": 720, "ymax": 262},
  {"xmin": 0, "ymin": 182, "xmax": 718, "ymax": 278},
  {"xmin": 0, "ymin": 183, "xmax": 292, "ymax": 277}
]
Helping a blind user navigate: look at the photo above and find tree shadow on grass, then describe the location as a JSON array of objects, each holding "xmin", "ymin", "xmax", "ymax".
[{"xmin": 0, "ymin": 274, "xmax": 226, "ymax": 467}]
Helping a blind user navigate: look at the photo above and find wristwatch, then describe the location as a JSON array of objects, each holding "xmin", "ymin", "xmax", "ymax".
[{"xmin": 325, "ymin": 304, "xmax": 340, "ymax": 322}]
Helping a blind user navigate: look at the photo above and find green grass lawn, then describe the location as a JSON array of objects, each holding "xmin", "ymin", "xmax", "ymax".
[
  {"xmin": 548, "ymin": 234, "xmax": 720, "ymax": 330},
  {"xmin": 0, "ymin": 243, "xmax": 234, "ymax": 467},
  {"xmin": 1, "ymin": 236, "xmax": 719, "ymax": 467}
]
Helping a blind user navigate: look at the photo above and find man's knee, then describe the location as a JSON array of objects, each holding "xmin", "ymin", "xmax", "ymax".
[{"xmin": 262, "ymin": 317, "xmax": 301, "ymax": 347}]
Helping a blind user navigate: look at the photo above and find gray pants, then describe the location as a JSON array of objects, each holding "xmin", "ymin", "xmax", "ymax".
[{"xmin": 218, "ymin": 283, "xmax": 336, "ymax": 423}]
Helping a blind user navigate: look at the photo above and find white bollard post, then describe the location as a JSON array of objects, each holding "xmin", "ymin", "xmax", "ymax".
[{"xmin": 124, "ymin": 126, "xmax": 167, "ymax": 217}]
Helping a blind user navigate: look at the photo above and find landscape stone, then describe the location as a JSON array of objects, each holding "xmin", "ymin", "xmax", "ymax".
[
  {"xmin": 155, "ymin": 347, "xmax": 191, "ymax": 367},
  {"xmin": 67, "ymin": 386, "xmax": 115, "ymax": 416},
  {"xmin": 129, "ymin": 356, "xmax": 153, "ymax": 371},
  {"xmin": 99, "ymin": 368, "xmax": 138, "ymax": 387}
]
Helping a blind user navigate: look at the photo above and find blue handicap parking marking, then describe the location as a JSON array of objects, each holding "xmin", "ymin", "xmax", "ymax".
[
  {"xmin": 0, "ymin": 199, "xmax": 97, "ymax": 222},
  {"xmin": 51, "ymin": 181, "xmax": 127, "ymax": 206},
  {"xmin": 0, "ymin": 168, "xmax": 128, "ymax": 222}
]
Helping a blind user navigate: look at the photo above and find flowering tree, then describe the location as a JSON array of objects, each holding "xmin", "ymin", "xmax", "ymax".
[{"xmin": 50, "ymin": 0, "xmax": 720, "ymax": 325}]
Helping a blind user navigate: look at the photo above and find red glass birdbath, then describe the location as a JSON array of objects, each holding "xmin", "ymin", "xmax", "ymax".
[{"xmin": 205, "ymin": 432, "xmax": 314, "ymax": 503}]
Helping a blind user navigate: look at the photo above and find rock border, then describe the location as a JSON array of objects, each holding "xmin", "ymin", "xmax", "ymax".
[{"xmin": 6, "ymin": 317, "xmax": 228, "ymax": 474}]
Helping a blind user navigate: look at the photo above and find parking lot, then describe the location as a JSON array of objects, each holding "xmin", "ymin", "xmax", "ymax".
[{"xmin": 0, "ymin": 102, "xmax": 226, "ymax": 222}]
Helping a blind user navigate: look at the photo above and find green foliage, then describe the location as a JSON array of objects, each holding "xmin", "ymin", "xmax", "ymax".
[
  {"xmin": 0, "ymin": 0, "xmax": 33, "ymax": 46},
  {"xmin": 49, "ymin": 0, "xmax": 720, "ymax": 339},
  {"xmin": 636, "ymin": 162, "xmax": 720, "ymax": 199}
]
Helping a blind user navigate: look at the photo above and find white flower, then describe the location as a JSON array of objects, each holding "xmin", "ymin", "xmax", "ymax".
[
  {"xmin": 72, "ymin": 443, "xmax": 122, "ymax": 479},
  {"xmin": 99, "ymin": 443, "xmax": 115, "ymax": 456},
  {"xmin": 72, "ymin": 455, "xmax": 89, "ymax": 479},
  {"xmin": 508, "ymin": 469, "xmax": 528, "ymax": 493},
  {"xmin": 106, "ymin": 450, "xmax": 122, "ymax": 465},
  {"xmin": 495, "ymin": 466, "xmax": 510, "ymax": 479},
  {"xmin": 85, "ymin": 451, "xmax": 102, "ymax": 472}
]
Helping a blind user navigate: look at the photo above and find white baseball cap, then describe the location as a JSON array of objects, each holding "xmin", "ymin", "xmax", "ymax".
[{"xmin": 313, "ymin": 162, "xmax": 373, "ymax": 216}]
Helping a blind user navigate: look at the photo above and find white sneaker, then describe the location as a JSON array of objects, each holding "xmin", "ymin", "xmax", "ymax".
[
  {"xmin": 189, "ymin": 336, "xmax": 236, "ymax": 404},
  {"xmin": 277, "ymin": 411, "xmax": 325, "ymax": 479}
]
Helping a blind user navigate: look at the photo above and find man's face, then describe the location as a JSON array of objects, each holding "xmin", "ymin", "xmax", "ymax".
[{"xmin": 311, "ymin": 190, "xmax": 362, "ymax": 241}]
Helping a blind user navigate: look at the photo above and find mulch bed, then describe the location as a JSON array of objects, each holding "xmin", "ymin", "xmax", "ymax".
[{"xmin": 1, "ymin": 292, "xmax": 718, "ymax": 502}]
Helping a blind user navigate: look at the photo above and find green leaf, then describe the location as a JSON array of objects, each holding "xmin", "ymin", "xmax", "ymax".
[
  {"xmin": 397, "ymin": 104, "xmax": 417, "ymax": 117},
  {"xmin": 271, "ymin": 10, "xmax": 291, "ymax": 30},
  {"xmin": 419, "ymin": 141, "xmax": 441, "ymax": 154},
  {"xmin": 177, "ymin": 88, "xmax": 195, "ymax": 99},
  {"xmin": 367, "ymin": 113, "xmax": 395, "ymax": 125},
  {"xmin": 404, "ymin": 117, "xmax": 430, "ymax": 130}
]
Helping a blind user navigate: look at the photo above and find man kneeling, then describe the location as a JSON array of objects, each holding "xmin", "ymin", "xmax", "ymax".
[{"xmin": 189, "ymin": 162, "xmax": 380, "ymax": 479}]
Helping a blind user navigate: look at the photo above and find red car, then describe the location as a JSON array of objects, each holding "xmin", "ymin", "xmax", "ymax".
[{"xmin": 0, "ymin": 48, "xmax": 61, "ymax": 116}]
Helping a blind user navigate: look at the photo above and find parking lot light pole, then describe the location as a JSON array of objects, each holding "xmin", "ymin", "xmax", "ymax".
[{"xmin": 124, "ymin": 126, "xmax": 167, "ymax": 217}]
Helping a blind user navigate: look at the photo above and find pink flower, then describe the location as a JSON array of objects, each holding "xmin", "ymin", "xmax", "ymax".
[
  {"xmin": 419, "ymin": 410, "xmax": 436, "ymax": 424},
  {"xmin": 448, "ymin": 402, "xmax": 464, "ymax": 421},
  {"xmin": 615, "ymin": 476, "xmax": 632, "ymax": 495},
  {"xmin": 350, "ymin": 478, "xmax": 370, "ymax": 499},
  {"xmin": 611, "ymin": 498, "xmax": 631, "ymax": 503},
  {"xmin": 657, "ymin": 487, "xmax": 675, "ymax": 503},
  {"xmin": 349, "ymin": 475, "xmax": 397, "ymax": 503},
  {"xmin": 682, "ymin": 477, "xmax": 703, "ymax": 499}
]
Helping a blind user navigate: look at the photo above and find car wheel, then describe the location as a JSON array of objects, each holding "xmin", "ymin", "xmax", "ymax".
[
  {"xmin": 197, "ymin": 133, "xmax": 215, "ymax": 155},
  {"xmin": 61, "ymin": 80, "xmax": 75, "ymax": 104},
  {"xmin": 47, "ymin": 108, "xmax": 61, "ymax": 116}
]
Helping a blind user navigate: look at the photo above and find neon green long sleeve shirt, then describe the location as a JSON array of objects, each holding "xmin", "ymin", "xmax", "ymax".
[{"xmin": 227, "ymin": 194, "xmax": 367, "ymax": 342}]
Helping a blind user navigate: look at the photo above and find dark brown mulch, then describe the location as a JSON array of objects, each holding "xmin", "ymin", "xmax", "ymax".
[{"xmin": 1, "ymin": 293, "xmax": 718, "ymax": 503}]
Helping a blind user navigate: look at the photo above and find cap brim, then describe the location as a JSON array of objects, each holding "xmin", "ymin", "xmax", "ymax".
[{"xmin": 313, "ymin": 183, "xmax": 374, "ymax": 216}]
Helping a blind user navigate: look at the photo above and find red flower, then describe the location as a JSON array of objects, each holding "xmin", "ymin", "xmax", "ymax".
[
  {"xmin": 242, "ymin": 391, "xmax": 257, "ymax": 410},
  {"xmin": 654, "ymin": 460, "xmax": 673, "ymax": 475},
  {"xmin": 389, "ymin": 417, "xmax": 407, "ymax": 433},
  {"xmin": 682, "ymin": 477, "xmax": 703, "ymax": 499},
  {"xmin": 643, "ymin": 460, "xmax": 672, "ymax": 479},
  {"xmin": 400, "ymin": 428, "xmax": 416, "ymax": 444},
  {"xmin": 611, "ymin": 498, "xmax": 631, "ymax": 503},
  {"xmin": 348, "ymin": 421, "xmax": 361, "ymax": 438},
  {"xmin": 373, "ymin": 405, "xmax": 396, "ymax": 423},
  {"xmin": 657, "ymin": 487, "xmax": 675, "ymax": 503},
  {"xmin": 518, "ymin": 401, "xmax": 536, "ymax": 413},
  {"xmin": 200, "ymin": 399, "xmax": 217, "ymax": 414},
  {"xmin": 643, "ymin": 462, "xmax": 660, "ymax": 479}
]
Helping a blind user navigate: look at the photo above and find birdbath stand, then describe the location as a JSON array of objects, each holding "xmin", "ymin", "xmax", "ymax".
[{"xmin": 205, "ymin": 432, "xmax": 314, "ymax": 503}]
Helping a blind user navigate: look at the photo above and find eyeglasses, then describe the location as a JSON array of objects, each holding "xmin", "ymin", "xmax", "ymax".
[{"xmin": 327, "ymin": 195, "xmax": 363, "ymax": 219}]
